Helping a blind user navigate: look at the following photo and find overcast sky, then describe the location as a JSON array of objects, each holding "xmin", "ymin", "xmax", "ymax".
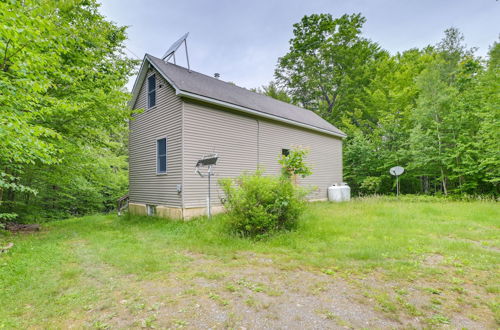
[{"xmin": 99, "ymin": 0, "xmax": 500, "ymax": 90}]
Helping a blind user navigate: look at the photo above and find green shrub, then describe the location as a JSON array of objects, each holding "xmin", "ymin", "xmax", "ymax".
[
  {"xmin": 278, "ymin": 147, "xmax": 312, "ymax": 182},
  {"xmin": 359, "ymin": 176, "xmax": 382, "ymax": 195},
  {"xmin": 219, "ymin": 171, "xmax": 307, "ymax": 238}
]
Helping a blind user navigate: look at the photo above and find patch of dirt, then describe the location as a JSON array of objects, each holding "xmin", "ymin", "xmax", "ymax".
[
  {"xmin": 422, "ymin": 253, "xmax": 445, "ymax": 267},
  {"xmin": 355, "ymin": 262, "xmax": 498, "ymax": 329},
  {"xmin": 69, "ymin": 248, "xmax": 497, "ymax": 329},
  {"xmin": 4, "ymin": 222, "xmax": 41, "ymax": 233},
  {"xmin": 116, "ymin": 268, "xmax": 398, "ymax": 329}
]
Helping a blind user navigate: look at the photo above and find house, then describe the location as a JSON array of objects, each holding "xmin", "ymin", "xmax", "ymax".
[{"xmin": 128, "ymin": 54, "xmax": 346, "ymax": 220}]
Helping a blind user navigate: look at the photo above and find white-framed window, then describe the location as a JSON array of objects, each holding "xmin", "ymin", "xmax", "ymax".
[
  {"xmin": 148, "ymin": 74, "xmax": 156, "ymax": 108},
  {"xmin": 156, "ymin": 137, "xmax": 167, "ymax": 174}
]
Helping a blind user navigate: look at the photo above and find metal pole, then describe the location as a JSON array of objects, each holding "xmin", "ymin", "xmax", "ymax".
[
  {"xmin": 208, "ymin": 165, "xmax": 212, "ymax": 219},
  {"xmin": 397, "ymin": 175, "xmax": 400, "ymax": 197},
  {"xmin": 184, "ymin": 39, "xmax": 190, "ymax": 71}
]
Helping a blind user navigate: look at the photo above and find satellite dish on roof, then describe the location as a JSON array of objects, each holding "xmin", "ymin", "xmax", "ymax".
[
  {"xmin": 162, "ymin": 32, "xmax": 190, "ymax": 71},
  {"xmin": 389, "ymin": 166, "xmax": 404, "ymax": 176},
  {"xmin": 389, "ymin": 166, "xmax": 404, "ymax": 196}
]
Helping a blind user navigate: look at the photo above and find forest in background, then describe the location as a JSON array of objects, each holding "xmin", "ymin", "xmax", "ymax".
[
  {"xmin": 1, "ymin": 0, "xmax": 136, "ymax": 222},
  {"xmin": 1, "ymin": 1, "xmax": 498, "ymax": 223},
  {"xmin": 263, "ymin": 13, "xmax": 499, "ymax": 197}
]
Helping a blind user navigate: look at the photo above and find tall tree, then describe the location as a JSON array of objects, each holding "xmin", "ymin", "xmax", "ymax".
[
  {"xmin": 275, "ymin": 13, "xmax": 382, "ymax": 129},
  {"xmin": 463, "ymin": 40, "xmax": 500, "ymax": 193},
  {"xmin": 251, "ymin": 82, "xmax": 292, "ymax": 103},
  {"xmin": 0, "ymin": 0, "xmax": 136, "ymax": 221},
  {"xmin": 409, "ymin": 28, "xmax": 481, "ymax": 195}
]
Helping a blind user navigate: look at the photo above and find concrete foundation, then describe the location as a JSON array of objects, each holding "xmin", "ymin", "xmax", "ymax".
[
  {"xmin": 128, "ymin": 203, "xmax": 147, "ymax": 216},
  {"xmin": 156, "ymin": 205, "xmax": 183, "ymax": 220},
  {"xmin": 182, "ymin": 205, "xmax": 225, "ymax": 219},
  {"xmin": 127, "ymin": 202, "xmax": 225, "ymax": 220}
]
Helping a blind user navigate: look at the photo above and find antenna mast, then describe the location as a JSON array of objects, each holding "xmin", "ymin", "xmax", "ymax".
[{"xmin": 162, "ymin": 32, "xmax": 190, "ymax": 71}]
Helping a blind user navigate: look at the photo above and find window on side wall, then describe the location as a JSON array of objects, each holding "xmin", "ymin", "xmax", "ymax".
[
  {"xmin": 148, "ymin": 74, "xmax": 156, "ymax": 108},
  {"xmin": 157, "ymin": 137, "xmax": 167, "ymax": 174},
  {"xmin": 282, "ymin": 148, "xmax": 290, "ymax": 156}
]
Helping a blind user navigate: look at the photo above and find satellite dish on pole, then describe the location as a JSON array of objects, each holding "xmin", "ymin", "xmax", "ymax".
[
  {"xmin": 389, "ymin": 166, "xmax": 404, "ymax": 196},
  {"xmin": 195, "ymin": 153, "xmax": 219, "ymax": 219},
  {"xmin": 390, "ymin": 166, "xmax": 404, "ymax": 176}
]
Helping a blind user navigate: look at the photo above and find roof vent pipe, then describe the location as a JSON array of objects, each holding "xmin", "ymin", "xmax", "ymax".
[{"xmin": 214, "ymin": 73, "xmax": 220, "ymax": 79}]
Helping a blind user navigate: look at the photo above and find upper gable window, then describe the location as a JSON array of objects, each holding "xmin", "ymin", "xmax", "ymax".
[{"xmin": 148, "ymin": 74, "xmax": 156, "ymax": 108}]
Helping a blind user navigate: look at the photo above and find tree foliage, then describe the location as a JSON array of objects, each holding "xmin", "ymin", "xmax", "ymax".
[
  {"xmin": 276, "ymin": 15, "xmax": 499, "ymax": 196},
  {"xmin": 278, "ymin": 147, "xmax": 312, "ymax": 182},
  {"xmin": 0, "ymin": 0, "xmax": 137, "ymax": 221},
  {"xmin": 275, "ymin": 13, "xmax": 383, "ymax": 129},
  {"xmin": 251, "ymin": 81, "xmax": 292, "ymax": 103}
]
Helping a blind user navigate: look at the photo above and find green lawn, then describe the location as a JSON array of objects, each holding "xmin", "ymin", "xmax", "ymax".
[{"xmin": 1, "ymin": 198, "xmax": 499, "ymax": 328}]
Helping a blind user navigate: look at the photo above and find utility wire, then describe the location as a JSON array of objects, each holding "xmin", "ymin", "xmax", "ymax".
[{"xmin": 125, "ymin": 47, "xmax": 141, "ymax": 60}]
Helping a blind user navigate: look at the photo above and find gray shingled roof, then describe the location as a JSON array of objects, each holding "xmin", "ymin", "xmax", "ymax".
[{"xmin": 146, "ymin": 54, "xmax": 345, "ymax": 137}]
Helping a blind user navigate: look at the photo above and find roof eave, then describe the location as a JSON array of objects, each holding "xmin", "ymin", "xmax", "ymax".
[{"xmin": 178, "ymin": 90, "xmax": 347, "ymax": 139}]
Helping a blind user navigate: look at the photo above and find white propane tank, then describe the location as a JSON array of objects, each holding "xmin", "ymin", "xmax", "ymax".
[
  {"xmin": 340, "ymin": 183, "xmax": 351, "ymax": 201},
  {"xmin": 328, "ymin": 184, "xmax": 344, "ymax": 202}
]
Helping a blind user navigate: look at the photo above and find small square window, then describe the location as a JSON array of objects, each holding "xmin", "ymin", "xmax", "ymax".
[
  {"xmin": 148, "ymin": 74, "xmax": 156, "ymax": 108},
  {"xmin": 146, "ymin": 204, "xmax": 156, "ymax": 216},
  {"xmin": 282, "ymin": 148, "xmax": 290, "ymax": 156}
]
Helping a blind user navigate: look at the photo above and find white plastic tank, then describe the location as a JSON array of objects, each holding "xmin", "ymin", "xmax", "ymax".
[
  {"xmin": 328, "ymin": 183, "xmax": 350, "ymax": 202},
  {"xmin": 328, "ymin": 184, "xmax": 343, "ymax": 202},
  {"xmin": 340, "ymin": 183, "xmax": 351, "ymax": 201}
]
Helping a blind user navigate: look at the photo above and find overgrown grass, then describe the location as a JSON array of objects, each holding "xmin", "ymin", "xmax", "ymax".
[{"xmin": 0, "ymin": 198, "xmax": 498, "ymax": 328}]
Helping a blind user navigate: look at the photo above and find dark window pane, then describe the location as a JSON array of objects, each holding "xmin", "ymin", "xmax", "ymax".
[
  {"xmin": 148, "ymin": 75, "xmax": 156, "ymax": 92},
  {"xmin": 158, "ymin": 156, "xmax": 167, "ymax": 173},
  {"xmin": 157, "ymin": 138, "xmax": 166, "ymax": 155},
  {"xmin": 157, "ymin": 138, "xmax": 167, "ymax": 173},
  {"xmin": 282, "ymin": 148, "xmax": 290, "ymax": 156},
  {"xmin": 148, "ymin": 75, "xmax": 156, "ymax": 108},
  {"xmin": 148, "ymin": 90, "xmax": 156, "ymax": 108}
]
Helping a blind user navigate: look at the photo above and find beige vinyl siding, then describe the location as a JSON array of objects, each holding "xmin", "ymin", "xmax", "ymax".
[
  {"xmin": 258, "ymin": 120, "xmax": 343, "ymax": 200},
  {"xmin": 182, "ymin": 100, "xmax": 258, "ymax": 208},
  {"xmin": 129, "ymin": 68, "xmax": 183, "ymax": 207},
  {"xmin": 182, "ymin": 99, "xmax": 342, "ymax": 208}
]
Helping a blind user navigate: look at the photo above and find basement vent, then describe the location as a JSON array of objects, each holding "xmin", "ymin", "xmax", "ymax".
[{"xmin": 146, "ymin": 204, "xmax": 156, "ymax": 216}]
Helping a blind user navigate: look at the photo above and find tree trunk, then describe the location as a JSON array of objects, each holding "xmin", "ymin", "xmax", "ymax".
[
  {"xmin": 440, "ymin": 167, "xmax": 448, "ymax": 195},
  {"xmin": 421, "ymin": 176, "xmax": 430, "ymax": 194}
]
